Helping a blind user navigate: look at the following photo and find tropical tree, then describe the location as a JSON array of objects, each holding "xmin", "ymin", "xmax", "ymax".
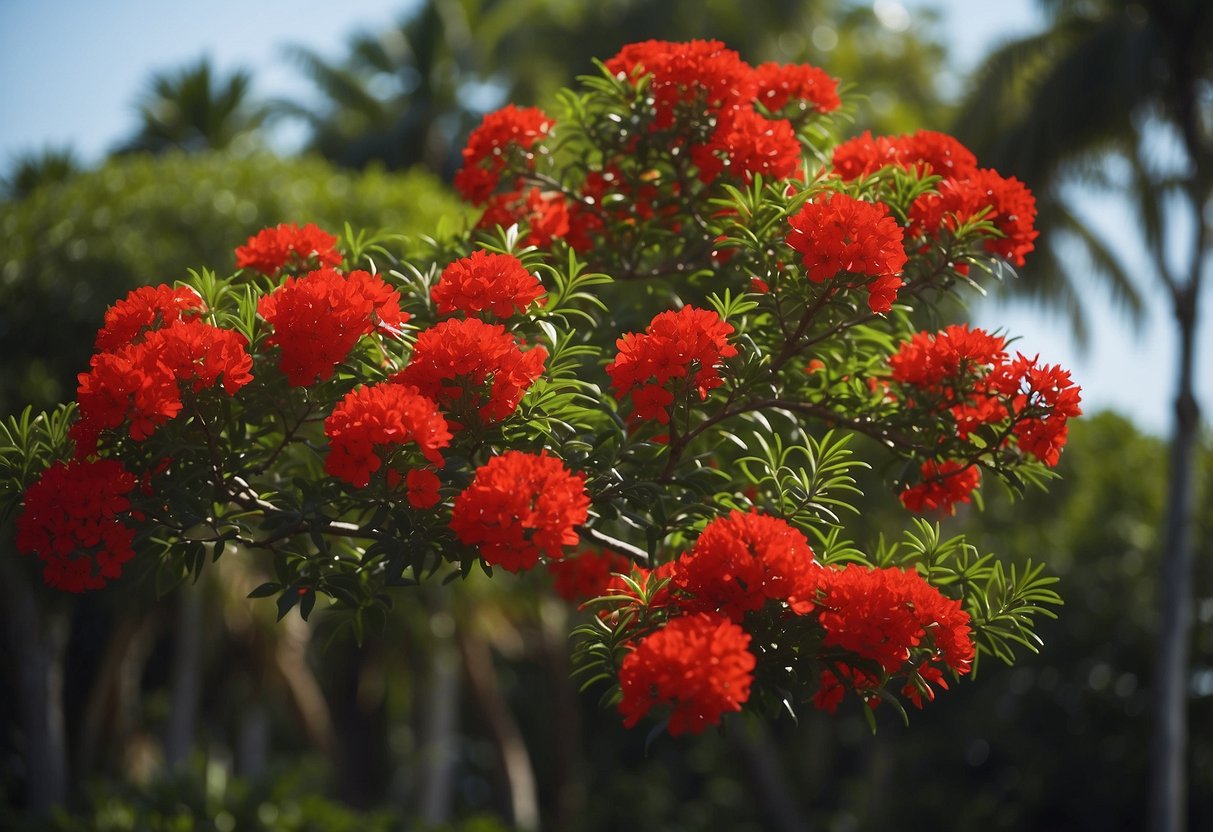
[
  {"xmin": 114, "ymin": 58, "xmax": 267, "ymax": 155},
  {"xmin": 953, "ymin": 3, "xmax": 1212, "ymax": 830},
  {"xmin": 1, "ymin": 147, "xmax": 79, "ymax": 200}
]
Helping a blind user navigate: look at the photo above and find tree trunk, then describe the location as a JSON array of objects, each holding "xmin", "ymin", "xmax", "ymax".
[
  {"xmin": 1148, "ymin": 280, "xmax": 1203, "ymax": 832},
  {"xmin": 457, "ymin": 625, "xmax": 539, "ymax": 831},
  {"xmin": 0, "ymin": 551, "xmax": 68, "ymax": 816},
  {"xmin": 164, "ymin": 580, "xmax": 204, "ymax": 769},
  {"xmin": 416, "ymin": 594, "xmax": 461, "ymax": 825}
]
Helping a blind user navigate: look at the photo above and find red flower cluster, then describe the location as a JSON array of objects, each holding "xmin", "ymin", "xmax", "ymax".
[
  {"xmin": 235, "ymin": 223, "xmax": 342, "ymax": 275},
  {"xmin": 431, "ymin": 250, "xmax": 546, "ymax": 319},
  {"xmin": 618, "ymin": 612, "xmax": 756, "ymax": 736},
  {"xmin": 323, "ymin": 383, "xmax": 452, "ymax": 489},
  {"xmin": 393, "ymin": 317, "xmax": 547, "ymax": 428},
  {"xmin": 754, "ymin": 61, "xmax": 841, "ymax": 114},
  {"xmin": 16, "ymin": 459, "xmax": 139, "ymax": 592},
  {"xmin": 475, "ymin": 187, "xmax": 572, "ymax": 249},
  {"xmin": 606, "ymin": 307, "xmax": 738, "ymax": 424},
  {"xmin": 73, "ymin": 319, "xmax": 253, "ymax": 454},
  {"xmin": 785, "ymin": 192, "xmax": 909, "ymax": 313},
  {"xmin": 832, "ymin": 130, "xmax": 978, "ymax": 181},
  {"xmin": 887, "ymin": 325, "xmax": 1081, "ymax": 470},
  {"xmin": 405, "ymin": 468, "xmax": 442, "ymax": 509},
  {"xmin": 813, "ymin": 564, "xmax": 975, "ymax": 710},
  {"xmin": 691, "ymin": 108, "xmax": 801, "ymax": 184},
  {"xmin": 992, "ymin": 355, "xmax": 1084, "ymax": 466},
  {"xmin": 672, "ymin": 510, "xmax": 818, "ymax": 620},
  {"xmin": 910, "ymin": 168, "xmax": 1039, "ymax": 267},
  {"xmin": 546, "ymin": 548, "xmax": 635, "ymax": 603},
  {"xmin": 899, "ymin": 459, "xmax": 982, "ymax": 514},
  {"xmin": 258, "ymin": 268, "xmax": 407, "ymax": 387},
  {"xmin": 453, "ymin": 105, "xmax": 552, "ymax": 204},
  {"xmin": 449, "ymin": 450, "xmax": 589, "ymax": 572},
  {"xmin": 605, "ymin": 39, "xmax": 758, "ymax": 130},
  {"xmin": 888, "ymin": 324, "xmax": 1008, "ymax": 390},
  {"xmin": 94, "ymin": 285, "xmax": 204, "ymax": 353}
]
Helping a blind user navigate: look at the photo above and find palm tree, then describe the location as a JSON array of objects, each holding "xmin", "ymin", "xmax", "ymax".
[
  {"xmin": 2, "ymin": 147, "xmax": 79, "ymax": 200},
  {"xmin": 953, "ymin": 3, "xmax": 1211, "ymax": 831},
  {"xmin": 115, "ymin": 58, "xmax": 266, "ymax": 155}
]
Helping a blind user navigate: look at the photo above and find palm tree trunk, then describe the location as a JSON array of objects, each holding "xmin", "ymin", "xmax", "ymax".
[{"xmin": 1148, "ymin": 264, "xmax": 1204, "ymax": 832}]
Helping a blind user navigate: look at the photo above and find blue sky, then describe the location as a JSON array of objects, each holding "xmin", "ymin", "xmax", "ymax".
[{"xmin": 1, "ymin": 0, "xmax": 1208, "ymax": 436}]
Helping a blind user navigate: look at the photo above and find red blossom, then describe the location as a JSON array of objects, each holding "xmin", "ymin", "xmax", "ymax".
[
  {"xmin": 258, "ymin": 267, "xmax": 407, "ymax": 387},
  {"xmin": 16, "ymin": 459, "xmax": 139, "ymax": 592},
  {"xmin": 476, "ymin": 188, "xmax": 571, "ymax": 249},
  {"xmin": 815, "ymin": 564, "xmax": 975, "ymax": 678},
  {"xmin": 832, "ymin": 130, "xmax": 978, "ymax": 181},
  {"xmin": 431, "ymin": 250, "xmax": 545, "ymax": 319},
  {"xmin": 449, "ymin": 450, "xmax": 589, "ymax": 572},
  {"xmin": 95, "ymin": 285, "xmax": 205, "ymax": 353},
  {"xmin": 546, "ymin": 548, "xmax": 635, "ymax": 603},
  {"xmin": 672, "ymin": 510, "xmax": 818, "ymax": 620},
  {"xmin": 406, "ymin": 468, "xmax": 443, "ymax": 509},
  {"xmin": 899, "ymin": 459, "xmax": 982, "ymax": 514},
  {"xmin": 888, "ymin": 324, "xmax": 1008, "ymax": 391},
  {"xmin": 605, "ymin": 39, "xmax": 758, "ymax": 131},
  {"xmin": 618, "ymin": 612, "xmax": 756, "ymax": 736},
  {"xmin": 691, "ymin": 108, "xmax": 801, "ymax": 184},
  {"xmin": 606, "ymin": 306, "xmax": 738, "ymax": 424},
  {"xmin": 754, "ymin": 61, "xmax": 840, "ymax": 113},
  {"xmin": 323, "ymin": 383, "xmax": 451, "ymax": 488},
  {"xmin": 785, "ymin": 192, "xmax": 908, "ymax": 312},
  {"xmin": 392, "ymin": 317, "xmax": 547, "ymax": 428},
  {"xmin": 909, "ymin": 168, "xmax": 1039, "ymax": 266},
  {"xmin": 992, "ymin": 354, "xmax": 1083, "ymax": 466},
  {"xmin": 72, "ymin": 319, "xmax": 253, "ymax": 455},
  {"xmin": 235, "ymin": 223, "xmax": 342, "ymax": 275},
  {"xmin": 453, "ymin": 105, "xmax": 552, "ymax": 204}
]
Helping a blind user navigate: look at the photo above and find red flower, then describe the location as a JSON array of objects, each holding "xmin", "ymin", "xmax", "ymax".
[
  {"xmin": 431, "ymin": 250, "xmax": 545, "ymax": 319},
  {"xmin": 16, "ymin": 459, "xmax": 139, "ymax": 592},
  {"xmin": 899, "ymin": 459, "xmax": 982, "ymax": 514},
  {"xmin": 815, "ymin": 564, "xmax": 975, "ymax": 676},
  {"xmin": 832, "ymin": 130, "xmax": 978, "ymax": 181},
  {"xmin": 672, "ymin": 510, "xmax": 818, "ymax": 620},
  {"xmin": 476, "ymin": 188, "xmax": 571, "ymax": 249},
  {"xmin": 72, "ymin": 320, "xmax": 253, "ymax": 454},
  {"xmin": 392, "ymin": 317, "xmax": 547, "ymax": 428},
  {"xmin": 691, "ymin": 108, "xmax": 801, "ymax": 184},
  {"xmin": 754, "ymin": 61, "xmax": 841, "ymax": 113},
  {"xmin": 607, "ymin": 307, "xmax": 738, "ymax": 424},
  {"xmin": 449, "ymin": 450, "xmax": 589, "ymax": 572},
  {"xmin": 813, "ymin": 664, "xmax": 882, "ymax": 714},
  {"xmin": 605, "ymin": 40, "xmax": 758, "ymax": 131},
  {"xmin": 94, "ymin": 285, "xmax": 204, "ymax": 353},
  {"xmin": 454, "ymin": 105, "xmax": 552, "ymax": 204},
  {"xmin": 406, "ymin": 468, "xmax": 442, "ymax": 509},
  {"xmin": 993, "ymin": 354, "xmax": 1083, "ymax": 466},
  {"xmin": 785, "ymin": 192, "xmax": 909, "ymax": 313},
  {"xmin": 323, "ymin": 383, "xmax": 451, "ymax": 488},
  {"xmin": 235, "ymin": 223, "xmax": 342, "ymax": 275},
  {"xmin": 888, "ymin": 324, "xmax": 1008, "ymax": 391},
  {"xmin": 618, "ymin": 612, "xmax": 756, "ymax": 736},
  {"xmin": 546, "ymin": 548, "xmax": 635, "ymax": 603},
  {"xmin": 909, "ymin": 168, "xmax": 1039, "ymax": 266},
  {"xmin": 258, "ymin": 267, "xmax": 407, "ymax": 387}
]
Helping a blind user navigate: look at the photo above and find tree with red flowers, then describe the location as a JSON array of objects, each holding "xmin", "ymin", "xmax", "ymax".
[{"xmin": 1, "ymin": 40, "xmax": 1075, "ymax": 738}]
